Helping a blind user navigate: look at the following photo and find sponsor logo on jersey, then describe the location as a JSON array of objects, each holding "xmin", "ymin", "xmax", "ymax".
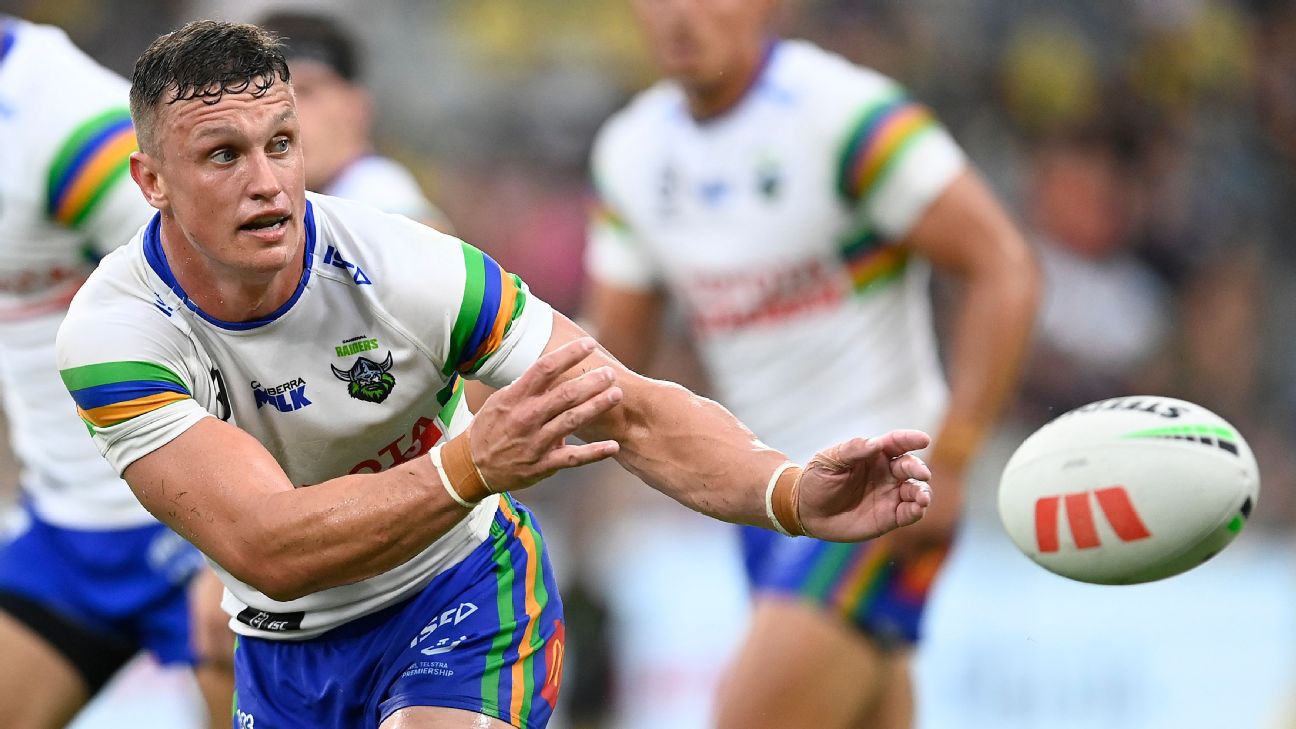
[
  {"xmin": 410, "ymin": 601, "xmax": 477, "ymax": 656},
  {"xmin": 152, "ymin": 291, "xmax": 174, "ymax": 317},
  {"xmin": 683, "ymin": 258, "xmax": 844, "ymax": 335},
  {"xmin": 1034, "ymin": 486, "xmax": 1152, "ymax": 553},
  {"xmin": 335, "ymin": 335, "xmax": 379, "ymax": 358},
  {"xmin": 235, "ymin": 607, "xmax": 305, "ymax": 632},
  {"xmin": 657, "ymin": 164, "xmax": 679, "ymax": 218},
  {"xmin": 323, "ymin": 244, "xmax": 372, "ymax": 285},
  {"xmin": 236, "ymin": 710, "xmax": 256, "ymax": 729},
  {"xmin": 332, "ymin": 351, "xmax": 395, "ymax": 403},
  {"xmin": 348, "ymin": 414, "xmax": 443, "ymax": 474},
  {"xmin": 251, "ymin": 377, "xmax": 312, "ymax": 412},
  {"xmin": 699, "ymin": 178, "xmax": 730, "ymax": 206},
  {"xmin": 541, "ymin": 619, "xmax": 565, "ymax": 707},
  {"xmin": 757, "ymin": 158, "xmax": 783, "ymax": 200}
]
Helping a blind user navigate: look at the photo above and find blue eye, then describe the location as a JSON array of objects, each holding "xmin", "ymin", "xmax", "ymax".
[
  {"xmin": 211, "ymin": 149, "xmax": 236, "ymax": 164},
  {"xmin": 271, "ymin": 138, "xmax": 290, "ymax": 153}
]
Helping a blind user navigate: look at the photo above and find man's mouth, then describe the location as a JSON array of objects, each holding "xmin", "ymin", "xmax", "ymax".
[{"xmin": 240, "ymin": 214, "xmax": 290, "ymax": 232}]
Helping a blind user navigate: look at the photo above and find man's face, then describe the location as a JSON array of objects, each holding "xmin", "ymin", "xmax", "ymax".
[
  {"xmin": 146, "ymin": 81, "xmax": 306, "ymax": 276},
  {"xmin": 287, "ymin": 59, "xmax": 366, "ymax": 189},
  {"xmin": 631, "ymin": 0, "xmax": 773, "ymax": 87}
]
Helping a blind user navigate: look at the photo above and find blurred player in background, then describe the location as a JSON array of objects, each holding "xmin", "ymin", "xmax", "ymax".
[
  {"xmin": 584, "ymin": 1, "xmax": 1040, "ymax": 727},
  {"xmin": 0, "ymin": 15, "xmax": 230, "ymax": 729},
  {"xmin": 257, "ymin": 11, "xmax": 450, "ymax": 229}
]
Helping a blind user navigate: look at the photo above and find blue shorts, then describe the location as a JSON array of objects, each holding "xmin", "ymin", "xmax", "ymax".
[
  {"xmin": 233, "ymin": 496, "xmax": 565, "ymax": 729},
  {"xmin": 740, "ymin": 525, "xmax": 946, "ymax": 647},
  {"xmin": 0, "ymin": 504, "xmax": 205, "ymax": 666}
]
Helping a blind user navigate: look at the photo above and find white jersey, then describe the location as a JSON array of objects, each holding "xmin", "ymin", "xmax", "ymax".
[
  {"xmin": 323, "ymin": 154, "xmax": 451, "ymax": 230},
  {"xmin": 587, "ymin": 40, "xmax": 965, "ymax": 461},
  {"xmin": 0, "ymin": 17, "xmax": 155, "ymax": 528},
  {"xmin": 56, "ymin": 193, "xmax": 554, "ymax": 638}
]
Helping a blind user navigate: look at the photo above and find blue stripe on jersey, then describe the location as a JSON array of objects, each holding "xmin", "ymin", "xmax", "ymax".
[
  {"xmin": 461, "ymin": 254, "xmax": 504, "ymax": 370},
  {"xmin": 144, "ymin": 202, "xmax": 317, "ymax": 331},
  {"xmin": 46, "ymin": 115, "xmax": 133, "ymax": 217},
  {"xmin": 68, "ymin": 379, "xmax": 190, "ymax": 411}
]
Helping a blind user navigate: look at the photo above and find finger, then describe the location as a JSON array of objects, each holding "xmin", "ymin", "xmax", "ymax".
[
  {"xmin": 512, "ymin": 337, "xmax": 599, "ymax": 395},
  {"xmin": 898, "ymin": 478, "xmax": 933, "ymax": 507},
  {"xmin": 538, "ymin": 385, "xmax": 624, "ymax": 442},
  {"xmin": 538, "ymin": 439, "xmax": 621, "ymax": 472},
  {"xmin": 891, "ymin": 453, "xmax": 931, "ymax": 483},
  {"xmin": 896, "ymin": 499, "xmax": 928, "ymax": 528},
  {"xmin": 826, "ymin": 436, "xmax": 882, "ymax": 464},
  {"xmin": 533, "ymin": 365, "xmax": 617, "ymax": 424},
  {"xmin": 874, "ymin": 429, "xmax": 932, "ymax": 459}
]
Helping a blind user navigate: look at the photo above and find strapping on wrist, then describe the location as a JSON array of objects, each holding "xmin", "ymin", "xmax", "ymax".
[
  {"xmin": 766, "ymin": 462, "xmax": 811, "ymax": 537},
  {"xmin": 429, "ymin": 428, "xmax": 495, "ymax": 508}
]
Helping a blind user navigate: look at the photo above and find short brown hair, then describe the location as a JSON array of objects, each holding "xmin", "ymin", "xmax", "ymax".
[{"xmin": 129, "ymin": 20, "xmax": 291, "ymax": 155}]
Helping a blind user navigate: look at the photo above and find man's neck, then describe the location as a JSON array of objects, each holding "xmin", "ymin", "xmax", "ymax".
[
  {"xmin": 158, "ymin": 217, "xmax": 304, "ymax": 323},
  {"xmin": 684, "ymin": 41, "xmax": 772, "ymax": 122}
]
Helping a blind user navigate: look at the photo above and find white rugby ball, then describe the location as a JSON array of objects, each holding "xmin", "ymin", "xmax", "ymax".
[{"xmin": 998, "ymin": 396, "xmax": 1258, "ymax": 585}]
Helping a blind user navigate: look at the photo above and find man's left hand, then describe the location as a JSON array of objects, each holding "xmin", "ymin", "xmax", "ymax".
[{"xmin": 796, "ymin": 429, "xmax": 934, "ymax": 542}]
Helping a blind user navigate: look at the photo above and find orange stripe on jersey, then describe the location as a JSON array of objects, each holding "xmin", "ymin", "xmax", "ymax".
[
  {"xmin": 78, "ymin": 390, "xmax": 189, "ymax": 428},
  {"xmin": 500, "ymin": 497, "xmax": 543, "ymax": 726},
  {"xmin": 54, "ymin": 128, "xmax": 137, "ymax": 225},
  {"xmin": 849, "ymin": 105, "xmax": 932, "ymax": 198},
  {"xmin": 479, "ymin": 267, "xmax": 519, "ymax": 372}
]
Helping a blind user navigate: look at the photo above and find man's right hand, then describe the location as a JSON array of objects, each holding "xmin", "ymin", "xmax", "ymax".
[{"xmin": 468, "ymin": 337, "xmax": 623, "ymax": 492}]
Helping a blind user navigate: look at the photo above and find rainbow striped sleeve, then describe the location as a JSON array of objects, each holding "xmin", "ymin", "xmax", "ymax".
[
  {"xmin": 60, "ymin": 361, "xmax": 191, "ymax": 433},
  {"xmin": 836, "ymin": 94, "xmax": 940, "ymax": 205},
  {"xmin": 46, "ymin": 108, "xmax": 138, "ymax": 228},
  {"xmin": 444, "ymin": 242, "xmax": 528, "ymax": 377},
  {"xmin": 590, "ymin": 199, "xmax": 629, "ymax": 233}
]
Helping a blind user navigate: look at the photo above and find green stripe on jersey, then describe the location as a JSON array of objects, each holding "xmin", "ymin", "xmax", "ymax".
[
  {"xmin": 60, "ymin": 360, "xmax": 186, "ymax": 391},
  {"xmin": 481, "ymin": 527, "xmax": 517, "ymax": 716},
  {"xmin": 834, "ymin": 91, "xmax": 904, "ymax": 202},
  {"xmin": 444, "ymin": 242, "xmax": 487, "ymax": 377},
  {"xmin": 46, "ymin": 108, "xmax": 131, "ymax": 205}
]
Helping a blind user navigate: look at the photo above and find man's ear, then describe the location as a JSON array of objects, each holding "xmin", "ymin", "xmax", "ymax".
[{"xmin": 129, "ymin": 151, "xmax": 167, "ymax": 211}]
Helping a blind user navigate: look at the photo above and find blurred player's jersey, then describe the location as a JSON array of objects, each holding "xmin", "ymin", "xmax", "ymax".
[
  {"xmin": 323, "ymin": 154, "xmax": 450, "ymax": 229},
  {"xmin": 56, "ymin": 193, "xmax": 554, "ymax": 639},
  {"xmin": 0, "ymin": 17, "xmax": 155, "ymax": 527},
  {"xmin": 588, "ymin": 40, "xmax": 965, "ymax": 459}
]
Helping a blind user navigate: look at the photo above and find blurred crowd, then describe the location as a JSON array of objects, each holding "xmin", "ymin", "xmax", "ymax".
[{"xmin": 4, "ymin": 0, "xmax": 1296, "ymax": 726}]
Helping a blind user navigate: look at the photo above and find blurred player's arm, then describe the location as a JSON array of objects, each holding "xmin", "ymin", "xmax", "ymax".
[
  {"xmin": 118, "ymin": 339, "xmax": 618, "ymax": 602},
  {"xmin": 896, "ymin": 168, "xmax": 1040, "ymax": 548},
  {"xmin": 911, "ymin": 169, "xmax": 1039, "ymax": 471},
  {"xmin": 581, "ymin": 176, "xmax": 668, "ymax": 372},
  {"xmin": 582, "ymin": 284, "xmax": 666, "ymax": 372}
]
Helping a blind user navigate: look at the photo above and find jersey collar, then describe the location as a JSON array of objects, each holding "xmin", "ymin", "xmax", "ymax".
[
  {"xmin": 143, "ymin": 201, "xmax": 317, "ymax": 331},
  {"xmin": 0, "ymin": 19, "xmax": 17, "ymax": 67}
]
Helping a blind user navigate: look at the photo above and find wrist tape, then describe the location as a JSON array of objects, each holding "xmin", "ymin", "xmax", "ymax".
[
  {"xmin": 765, "ymin": 462, "xmax": 810, "ymax": 537},
  {"xmin": 429, "ymin": 429, "xmax": 494, "ymax": 508}
]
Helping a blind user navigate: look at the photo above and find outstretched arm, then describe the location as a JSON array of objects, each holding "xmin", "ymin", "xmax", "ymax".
[{"xmin": 469, "ymin": 313, "xmax": 933, "ymax": 541}]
